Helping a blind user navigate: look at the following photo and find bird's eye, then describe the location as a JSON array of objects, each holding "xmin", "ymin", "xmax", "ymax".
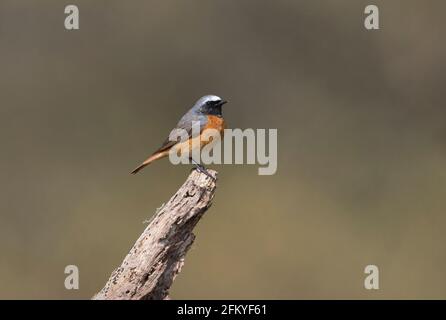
[{"xmin": 207, "ymin": 100, "xmax": 221, "ymax": 106}]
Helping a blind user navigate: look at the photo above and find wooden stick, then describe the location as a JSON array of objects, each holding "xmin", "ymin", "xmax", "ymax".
[{"xmin": 93, "ymin": 169, "xmax": 218, "ymax": 300}]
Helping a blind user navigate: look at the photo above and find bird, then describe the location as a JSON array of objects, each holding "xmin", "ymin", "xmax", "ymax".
[{"xmin": 131, "ymin": 95, "xmax": 227, "ymax": 176}]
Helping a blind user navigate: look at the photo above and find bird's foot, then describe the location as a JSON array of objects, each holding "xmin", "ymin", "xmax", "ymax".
[
  {"xmin": 191, "ymin": 159, "xmax": 216, "ymax": 180},
  {"xmin": 193, "ymin": 164, "xmax": 215, "ymax": 181}
]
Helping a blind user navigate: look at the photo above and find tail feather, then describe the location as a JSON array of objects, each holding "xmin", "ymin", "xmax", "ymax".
[
  {"xmin": 131, "ymin": 162, "xmax": 149, "ymax": 175},
  {"xmin": 131, "ymin": 151, "xmax": 168, "ymax": 174}
]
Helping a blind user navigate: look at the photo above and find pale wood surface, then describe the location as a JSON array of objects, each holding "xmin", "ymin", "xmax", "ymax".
[{"xmin": 93, "ymin": 169, "xmax": 218, "ymax": 300}]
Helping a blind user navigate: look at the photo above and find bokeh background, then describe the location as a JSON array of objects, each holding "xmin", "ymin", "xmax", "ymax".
[{"xmin": 1, "ymin": 0, "xmax": 446, "ymax": 299}]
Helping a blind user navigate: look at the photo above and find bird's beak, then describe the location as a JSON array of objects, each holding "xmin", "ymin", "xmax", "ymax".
[{"xmin": 219, "ymin": 100, "xmax": 228, "ymax": 106}]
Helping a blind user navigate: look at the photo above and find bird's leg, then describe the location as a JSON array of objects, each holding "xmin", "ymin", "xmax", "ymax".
[{"xmin": 191, "ymin": 159, "xmax": 215, "ymax": 180}]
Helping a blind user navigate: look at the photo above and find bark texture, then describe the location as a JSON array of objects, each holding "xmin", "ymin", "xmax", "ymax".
[{"xmin": 93, "ymin": 169, "xmax": 217, "ymax": 300}]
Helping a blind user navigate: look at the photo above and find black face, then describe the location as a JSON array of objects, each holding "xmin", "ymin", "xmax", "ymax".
[{"xmin": 201, "ymin": 99, "xmax": 227, "ymax": 116}]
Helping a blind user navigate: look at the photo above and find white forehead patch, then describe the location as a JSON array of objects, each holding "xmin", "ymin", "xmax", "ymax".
[
  {"xmin": 194, "ymin": 95, "xmax": 223, "ymax": 109},
  {"xmin": 202, "ymin": 95, "xmax": 221, "ymax": 103}
]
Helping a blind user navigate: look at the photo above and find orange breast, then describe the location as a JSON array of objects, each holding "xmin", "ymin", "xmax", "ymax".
[
  {"xmin": 204, "ymin": 115, "xmax": 226, "ymax": 134},
  {"xmin": 171, "ymin": 115, "xmax": 225, "ymax": 157}
]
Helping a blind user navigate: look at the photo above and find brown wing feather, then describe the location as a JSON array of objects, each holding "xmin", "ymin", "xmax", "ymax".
[{"xmin": 131, "ymin": 116, "xmax": 207, "ymax": 174}]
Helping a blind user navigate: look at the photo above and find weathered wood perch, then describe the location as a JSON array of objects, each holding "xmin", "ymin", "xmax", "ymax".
[{"xmin": 93, "ymin": 169, "xmax": 218, "ymax": 300}]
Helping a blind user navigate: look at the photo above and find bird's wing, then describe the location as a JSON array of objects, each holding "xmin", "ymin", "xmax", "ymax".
[
  {"xmin": 130, "ymin": 113, "xmax": 207, "ymax": 174},
  {"xmin": 154, "ymin": 113, "xmax": 207, "ymax": 153}
]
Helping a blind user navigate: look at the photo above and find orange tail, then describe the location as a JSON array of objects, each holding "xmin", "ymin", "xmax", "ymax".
[{"xmin": 131, "ymin": 151, "xmax": 168, "ymax": 174}]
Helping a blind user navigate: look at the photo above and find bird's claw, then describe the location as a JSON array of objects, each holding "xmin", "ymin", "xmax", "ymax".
[{"xmin": 194, "ymin": 165, "xmax": 215, "ymax": 181}]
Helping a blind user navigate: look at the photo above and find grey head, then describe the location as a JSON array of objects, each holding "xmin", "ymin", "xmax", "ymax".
[
  {"xmin": 191, "ymin": 95, "xmax": 228, "ymax": 116},
  {"xmin": 171, "ymin": 95, "xmax": 227, "ymax": 141}
]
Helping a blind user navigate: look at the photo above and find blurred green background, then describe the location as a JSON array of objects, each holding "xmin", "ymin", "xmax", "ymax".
[{"xmin": 1, "ymin": 0, "xmax": 446, "ymax": 299}]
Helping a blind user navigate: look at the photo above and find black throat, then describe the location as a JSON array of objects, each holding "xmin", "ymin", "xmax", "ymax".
[{"xmin": 207, "ymin": 105, "xmax": 222, "ymax": 117}]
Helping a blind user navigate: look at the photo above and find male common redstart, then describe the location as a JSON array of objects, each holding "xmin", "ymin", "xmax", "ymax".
[{"xmin": 131, "ymin": 95, "xmax": 227, "ymax": 176}]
